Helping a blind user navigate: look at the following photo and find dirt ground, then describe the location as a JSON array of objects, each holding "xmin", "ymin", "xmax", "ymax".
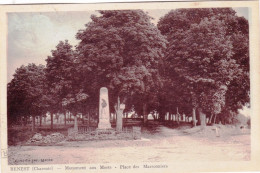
[{"xmin": 8, "ymin": 125, "xmax": 250, "ymax": 165}]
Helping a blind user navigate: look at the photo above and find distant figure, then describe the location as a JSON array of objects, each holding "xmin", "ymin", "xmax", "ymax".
[
  {"xmin": 240, "ymin": 125, "xmax": 245, "ymax": 134},
  {"xmin": 101, "ymin": 99, "xmax": 107, "ymax": 119}
]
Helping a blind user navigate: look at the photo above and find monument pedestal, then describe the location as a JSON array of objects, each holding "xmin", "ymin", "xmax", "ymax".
[{"xmin": 98, "ymin": 118, "xmax": 111, "ymax": 129}]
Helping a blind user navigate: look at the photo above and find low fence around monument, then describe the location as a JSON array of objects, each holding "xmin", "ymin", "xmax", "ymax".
[
  {"xmin": 68, "ymin": 125, "xmax": 138, "ymax": 134},
  {"xmin": 67, "ymin": 125, "xmax": 141, "ymax": 140},
  {"xmin": 68, "ymin": 117, "xmax": 143, "ymax": 136},
  {"xmin": 78, "ymin": 126, "xmax": 96, "ymax": 134},
  {"xmin": 68, "ymin": 126, "xmax": 96, "ymax": 135},
  {"xmin": 110, "ymin": 118, "xmax": 144, "ymax": 127}
]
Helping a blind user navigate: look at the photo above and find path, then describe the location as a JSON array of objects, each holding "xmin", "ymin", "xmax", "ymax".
[{"xmin": 8, "ymin": 125, "xmax": 250, "ymax": 165}]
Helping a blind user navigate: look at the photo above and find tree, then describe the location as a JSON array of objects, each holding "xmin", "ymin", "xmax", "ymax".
[
  {"xmin": 76, "ymin": 10, "xmax": 167, "ymax": 124},
  {"xmin": 219, "ymin": 15, "xmax": 249, "ymax": 124},
  {"xmin": 45, "ymin": 40, "xmax": 88, "ymax": 129},
  {"xmin": 158, "ymin": 8, "xmax": 249, "ymax": 126},
  {"xmin": 8, "ymin": 63, "xmax": 46, "ymax": 131}
]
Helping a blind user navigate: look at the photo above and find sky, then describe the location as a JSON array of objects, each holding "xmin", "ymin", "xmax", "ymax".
[{"xmin": 7, "ymin": 8, "xmax": 249, "ymax": 82}]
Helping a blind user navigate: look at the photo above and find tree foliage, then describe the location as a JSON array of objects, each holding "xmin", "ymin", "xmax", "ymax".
[
  {"xmin": 76, "ymin": 10, "xmax": 167, "ymax": 119},
  {"xmin": 8, "ymin": 64, "xmax": 46, "ymax": 125},
  {"xmin": 45, "ymin": 40, "xmax": 88, "ymax": 115},
  {"xmin": 158, "ymin": 8, "xmax": 249, "ymax": 123},
  {"xmin": 7, "ymin": 9, "xmax": 249, "ymax": 127}
]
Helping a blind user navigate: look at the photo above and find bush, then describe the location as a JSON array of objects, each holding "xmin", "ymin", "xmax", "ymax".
[{"xmin": 235, "ymin": 114, "xmax": 248, "ymax": 125}]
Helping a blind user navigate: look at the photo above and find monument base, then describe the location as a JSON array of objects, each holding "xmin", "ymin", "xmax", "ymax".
[
  {"xmin": 98, "ymin": 119, "xmax": 111, "ymax": 129},
  {"xmin": 67, "ymin": 126, "xmax": 141, "ymax": 141}
]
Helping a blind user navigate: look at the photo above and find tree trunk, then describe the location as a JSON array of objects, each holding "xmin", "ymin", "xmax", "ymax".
[
  {"xmin": 198, "ymin": 108, "xmax": 206, "ymax": 127},
  {"xmin": 56, "ymin": 114, "xmax": 59, "ymax": 123},
  {"xmin": 116, "ymin": 110, "xmax": 123, "ymax": 132},
  {"xmin": 81, "ymin": 114, "xmax": 84, "ymax": 124},
  {"xmin": 143, "ymin": 103, "xmax": 148, "ymax": 125},
  {"xmin": 116, "ymin": 96, "xmax": 123, "ymax": 132},
  {"xmin": 64, "ymin": 112, "xmax": 67, "ymax": 126},
  {"xmin": 177, "ymin": 107, "xmax": 180, "ymax": 124},
  {"xmin": 114, "ymin": 113, "xmax": 117, "ymax": 123},
  {"xmin": 40, "ymin": 115, "xmax": 42, "ymax": 127},
  {"xmin": 209, "ymin": 114, "xmax": 214, "ymax": 124},
  {"xmin": 192, "ymin": 108, "xmax": 196, "ymax": 127},
  {"xmin": 161, "ymin": 112, "xmax": 165, "ymax": 122},
  {"xmin": 32, "ymin": 116, "xmax": 36, "ymax": 132},
  {"xmin": 213, "ymin": 114, "xmax": 217, "ymax": 124},
  {"xmin": 51, "ymin": 113, "xmax": 53, "ymax": 130},
  {"xmin": 74, "ymin": 114, "xmax": 78, "ymax": 132},
  {"xmin": 87, "ymin": 112, "xmax": 90, "ymax": 126}
]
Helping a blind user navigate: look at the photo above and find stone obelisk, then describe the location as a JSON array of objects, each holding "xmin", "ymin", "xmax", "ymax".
[{"xmin": 98, "ymin": 87, "xmax": 111, "ymax": 129}]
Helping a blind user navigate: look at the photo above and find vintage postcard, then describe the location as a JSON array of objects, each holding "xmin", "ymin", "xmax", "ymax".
[{"xmin": 0, "ymin": 1, "xmax": 260, "ymax": 173}]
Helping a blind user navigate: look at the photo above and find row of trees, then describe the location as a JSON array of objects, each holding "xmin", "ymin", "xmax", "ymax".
[
  {"xmin": 8, "ymin": 8, "xmax": 249, "ymax": 130},
  {"xmin": 157, "ymin": 8, "xmax": 249, "ymax": 125}
]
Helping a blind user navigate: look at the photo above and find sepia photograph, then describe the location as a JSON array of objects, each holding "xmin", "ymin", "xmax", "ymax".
[{"xmin": 0, "ymin": 1, "xmax": 259, "ymax": 173}]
